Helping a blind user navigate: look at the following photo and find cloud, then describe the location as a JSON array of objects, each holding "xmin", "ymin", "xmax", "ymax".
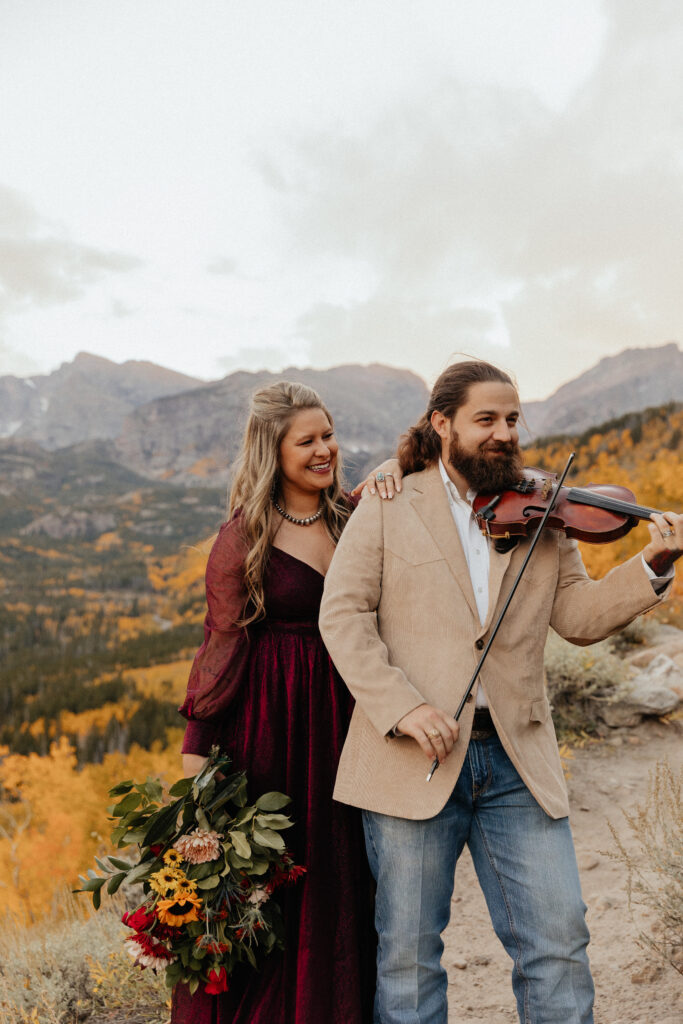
[
  {"xmin": 0, "ymin": 185, "xmax": 142, "ymax": 317},
  {"xmin": 259, "ymin": 2, "xmax": 683, "ymax": 398},
  {"xmin": 206, "ymin": 257, "xmax": 238, "ymax": 276},
  {"xmin": 0, "ymin": 339, "xmax": 41, "ymax": 377}
]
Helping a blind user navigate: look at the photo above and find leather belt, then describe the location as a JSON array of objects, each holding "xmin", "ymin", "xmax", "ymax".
[{"xmin": 470, "ymin": 707, "xmax": 497, "ymax": 741}]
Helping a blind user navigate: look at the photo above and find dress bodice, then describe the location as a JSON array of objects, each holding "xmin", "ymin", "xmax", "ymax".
[{"xmin": 258, "ymin": 546, "xmax": 326, "ymax": 626}]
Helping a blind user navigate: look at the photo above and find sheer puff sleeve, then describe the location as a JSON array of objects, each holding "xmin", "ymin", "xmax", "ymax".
[{"xmin": 179, "ymin": 517, "xmax": 251, "ymax": 754}]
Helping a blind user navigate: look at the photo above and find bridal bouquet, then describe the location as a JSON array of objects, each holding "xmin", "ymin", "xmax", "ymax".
[{"xmin": 77, "ymin": 748, "xmax": 305, "ymax": 996}]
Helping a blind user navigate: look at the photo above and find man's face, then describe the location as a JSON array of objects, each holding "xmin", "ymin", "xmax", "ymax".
[{"xmin": 446, "ymin": 381, "xmax": 523, "ymax": 492}]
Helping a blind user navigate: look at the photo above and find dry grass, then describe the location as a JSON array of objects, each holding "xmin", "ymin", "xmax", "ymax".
[
  {"xmin": 0, "ymin": 890, "xmax": 168, "ymax": 1024},
  {"xmin": 608, "ymin": 759, "xmax": 683, "ymax": 975}
]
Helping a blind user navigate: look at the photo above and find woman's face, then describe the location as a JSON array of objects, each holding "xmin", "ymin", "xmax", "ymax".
[{"xmin": 278, "ymin": 407, "xmax": 338, "ymax": 496}]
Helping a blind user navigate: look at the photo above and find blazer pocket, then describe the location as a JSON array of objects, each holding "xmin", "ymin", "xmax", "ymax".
[
  {"xmin": 385, "ymin": 542, "xmax": 443, "ymax": 566},
  {"xmin": 529, "ymin": 697, "xmax": 550, "ymax": 723}
]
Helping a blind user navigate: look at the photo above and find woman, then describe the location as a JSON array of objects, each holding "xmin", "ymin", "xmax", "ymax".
[{"xmin": 172, "ymin": 381, "xmax": 400, "ymax": 1024}]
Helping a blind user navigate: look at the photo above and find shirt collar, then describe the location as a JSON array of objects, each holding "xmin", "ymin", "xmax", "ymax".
[{"xmin": 438, "ymin": 458, "xmax": 476, "ymax": 507}]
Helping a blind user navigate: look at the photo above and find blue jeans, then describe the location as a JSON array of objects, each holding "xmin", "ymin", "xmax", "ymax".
[{"xmin": 363, "ymin": 735, "xmax": 594, "ymax": 1024}]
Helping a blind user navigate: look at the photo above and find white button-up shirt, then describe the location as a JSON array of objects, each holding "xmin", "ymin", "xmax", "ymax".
[{"xmin": 438, "ymin": 458, "xmax": 491, "ymax": 708}]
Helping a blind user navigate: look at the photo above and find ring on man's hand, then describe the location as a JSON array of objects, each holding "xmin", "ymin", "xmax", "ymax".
[
  {"xmin": 662, "ymin": 528, "xmax": 674, "ymax": 537},
  {"xmin": 427, "ymin": 728, "xmax": 440, "ymax": 738},
  {"xmin": 375, "ymin": 472, "xmax": 385, "ymax": 482}
]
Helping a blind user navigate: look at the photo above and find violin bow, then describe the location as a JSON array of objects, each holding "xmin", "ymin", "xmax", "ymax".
[{"xmin": 426, "ymin": 451, "xmax": 576, "ymax": 782}]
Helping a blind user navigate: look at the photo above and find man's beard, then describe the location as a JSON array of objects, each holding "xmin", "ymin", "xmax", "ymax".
[{"xmin": 448, "ymin": 433, "xmax": 524, "ymax": 493}]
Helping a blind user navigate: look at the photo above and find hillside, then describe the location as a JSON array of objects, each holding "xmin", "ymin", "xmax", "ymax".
[
  {"xmin": 523, "ymin": 342, "xmax": 683, "ymax": 437},
  {"xmin": 0, "ymin": 352, "xmax": 204, "ymax": 449},
  {"xmin": 113, "ymin": 362, "xmax": 429, "ymax": 484}
]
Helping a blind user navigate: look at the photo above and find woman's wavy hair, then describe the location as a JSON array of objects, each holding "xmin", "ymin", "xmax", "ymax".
[
  {"xmin": 398, "ymin": 359, "xmax": 516, "ymax": 473},
  {"xmin": 228, "ymin": 381, "xmax": 351, "ymax": 624}
]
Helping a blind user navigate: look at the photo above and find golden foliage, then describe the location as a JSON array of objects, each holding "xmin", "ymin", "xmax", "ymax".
[
  {"xmin": 527, "ymin": 407, "xmax": 683, "ymax": 619},
  {"xmin": 0, "ymin": 738, "xmax": 183, "ymax": 921},
  {"xmin": 122, "ymin": 659, "xmax": 194, "ymax": 703}
]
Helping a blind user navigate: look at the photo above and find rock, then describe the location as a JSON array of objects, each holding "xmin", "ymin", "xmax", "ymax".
[
  {"xmin": 578, "ymin": 854, "xmax": 600, "ymax": 871},
  {"xmin": 630, "ymin": 963, "xmax": 663, "ymax": 984},
  {"xmin": 599, "ymin": 705, "xmax": 642, "ymax": 728},
  {"xmin": 597, "ymin": 655, "xmax": 682, "ymax": 727},
  {"xmin": 594, "ymin": 896, "xmax": 615, "ymax": 911},
  {"xmin": 21, "ymin": 509, "xmax": 116, "ymax": 540},
  {"xmin": 452, "ymin": 957, "xmax": 468, "ymax": 969},
  {"xmin": 471, "ymin": 955, "xmax": 491, "ymax": 966},
  {"xmin": 627, "ymin": 637, "xmax": 683, "ymax": 669}
]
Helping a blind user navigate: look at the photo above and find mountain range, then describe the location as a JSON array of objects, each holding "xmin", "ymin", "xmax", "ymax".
[{"xmin": 1, "ymin": 343, "xmax": 681, "ymax": 485}]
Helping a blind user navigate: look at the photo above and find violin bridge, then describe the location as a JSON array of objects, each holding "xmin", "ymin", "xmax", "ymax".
[{"xmin": 540, "ymin": 478, "xmax": 553, "ymax": 501}]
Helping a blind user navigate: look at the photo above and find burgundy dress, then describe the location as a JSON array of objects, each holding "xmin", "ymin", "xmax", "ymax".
[{"xmin": 173, "ymin": 524, "xmax": 375, "ymax": 1024}]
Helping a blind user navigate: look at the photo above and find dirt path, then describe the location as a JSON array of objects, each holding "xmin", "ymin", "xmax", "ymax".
[{"xmin": 444, "ymin": 719, "xmax": 682, "ymax": 1023}]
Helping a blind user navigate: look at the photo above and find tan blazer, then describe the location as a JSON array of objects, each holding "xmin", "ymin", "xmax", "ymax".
[{"xmin": 319, "ymin": 466, "xmax": 664, "ymax": 820}]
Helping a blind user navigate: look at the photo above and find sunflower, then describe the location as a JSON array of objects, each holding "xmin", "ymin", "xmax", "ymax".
[
  {"xmin": 163, "ymin": 848, "xmax": 183, "ymax": 867},
  {"xmin": 156, "ymin": 890, "xmax": 203, "ymax": 927},
  {"xmin": 149, "ymin": 866, "xmax": 186, "ymax": 896}
]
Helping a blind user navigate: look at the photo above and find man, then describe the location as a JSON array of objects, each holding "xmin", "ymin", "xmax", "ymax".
[{"xmin": 319, "ymin": 360, "xmax": 681, "ymax": 1024}]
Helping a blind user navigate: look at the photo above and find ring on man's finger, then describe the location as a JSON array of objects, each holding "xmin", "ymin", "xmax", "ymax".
[
  {"xmin": 427, "ymin": 728, "xmax": 440, "ymax": 738},
  {"xmin": 375, "ymin": 472, "xmax": 385, "ymax": 482},
  {"xmin": 662, "ymin": 528, "xmax": 674, "ymax": 537}
]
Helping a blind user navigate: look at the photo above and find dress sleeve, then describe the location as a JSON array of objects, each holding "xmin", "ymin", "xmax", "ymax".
[{"xmin": 178, "ymin": 518, "xmax": 252, "ymax": 740}]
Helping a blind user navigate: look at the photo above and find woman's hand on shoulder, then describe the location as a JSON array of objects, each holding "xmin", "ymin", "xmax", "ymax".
[{"xmin": 351, "ymin": 457, "xmax": 403, "ymax": 500}]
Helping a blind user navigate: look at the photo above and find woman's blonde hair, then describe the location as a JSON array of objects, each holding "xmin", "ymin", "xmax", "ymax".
[{"xmin": 228, "ymin": 381, "xmax": 350, "ymax": 624}]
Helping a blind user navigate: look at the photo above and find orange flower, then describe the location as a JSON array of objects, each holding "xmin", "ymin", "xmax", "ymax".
[{"xmin": 156, "ymin": 891, "xmax": 203, "ymax": 927}]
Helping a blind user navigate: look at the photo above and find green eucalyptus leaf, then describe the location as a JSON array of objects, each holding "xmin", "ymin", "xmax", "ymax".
[
  {"xmin": 92, "ymin": 887, "xmax": 102, "ymax": 911},
  {"xmin": 144, "ymin": 797, "xmax": 185, "ymax": 847},
  {"xmin": 233, "ymin": 780, "xmax": 248, "ymax": 808},
  {"xmin": 252, "ymin": 828, "xmax": 285, "ymax": 851},
  {"xmin": 187, "ymin": 862, "xmax": 215, "ymax": 880},
  {"xmin": 196, "ymin": 875, "xmax": 220, "ymax": 890},
  {"xmin": 204, "ymin": 775, "xmax": 245, "ymax": 813},
  {"xmin": 254, "ymin": 813, "xmax": 292, "ymax": 831},
  {"xmin": 124, "ymin": 861, "xmax": 154, "ymax": 887},
  {"xmin": 106, "ymin": 856, "xmax": 132, "ymax": 871},
  {"xmin": 169, "ymin": 777, "xmax": 193, "ymax": 798},
  {"xmin": 108, "ymin": 780, "xmax": 134, "ymax": 796},
  {"xmin": 106, "ymin": 872, "xmax": 127, "ymax": 895},
  {"xmin": 229, "ymin": 831, "xmax": 251, "ymax": 859},
  {"xmin": 122, "ymin": 828, "xmax": 149, "ymax": 844},
  {"xmin": 232, "ymin": 806, "xmax": 257, "ymax": 827},
  {"xmin": 196, "ymin": 807, "xmax": 211, "ymax": 832},
  {"xmin": 112, "ymin": 792, "xmax": 142, "ymax": 816},
  {"xmin": 228, "ymin": 848, "xmax": 252, "ymax": 870},
  {"xmin": 255, "ymin": 791, "xmax": 291, "ymax": 812},
  {"xmin": 249, "ymin": 859, "xmax": 269, "ymax": 875},
  {"xmin": 79, "ymin": 876, "xmax": 105, "ymax": 893}
]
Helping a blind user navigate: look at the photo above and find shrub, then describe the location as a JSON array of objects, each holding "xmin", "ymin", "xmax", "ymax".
[
  {"xmin": 543, "ymin": 631, "xmax": 629, "ymax": 734},
  {"xmin": 0, "ymin": 891, "xmax": 167, "ymax": 1023},
  {"xmin": 608, "ymin": 760, "xmax": 683, "ymax": 975},
  {"xmin": 610, "ymin": 615, "xmax": 661, "ymax": 654}
]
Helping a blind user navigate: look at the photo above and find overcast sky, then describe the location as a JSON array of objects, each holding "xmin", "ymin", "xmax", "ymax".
[{"xmin": 1, "ymin": 0, "xmax": 681, "ymax": 400}]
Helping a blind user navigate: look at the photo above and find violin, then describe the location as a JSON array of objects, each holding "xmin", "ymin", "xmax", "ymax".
[{"xmin": 473, "ymin": 466, "xmax": 662, "ymax": 545}]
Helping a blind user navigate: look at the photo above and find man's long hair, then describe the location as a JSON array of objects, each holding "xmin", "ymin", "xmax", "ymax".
[
  {"xmin": 229, "ymin": 381, "xmax": 351, "ymax": 624},
  {"xmin": 398, "ymin": 360, "xmax": 516, "ymax": 473}
]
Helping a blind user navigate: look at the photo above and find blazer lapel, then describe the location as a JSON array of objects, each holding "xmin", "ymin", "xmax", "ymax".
[{"xmin": 409, "ymin": 467, "xmax": 479, "ymax": 619}]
